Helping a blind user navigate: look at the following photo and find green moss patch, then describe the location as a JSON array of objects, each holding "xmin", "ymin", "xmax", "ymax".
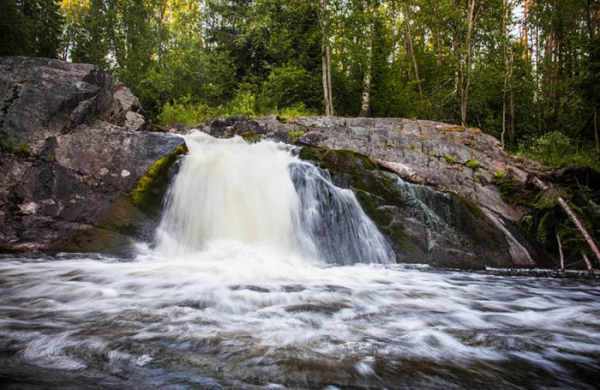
[
  {"xmin": 130, "ymin": 144, "xmax": 188, "ymax": 215},
  {"xmin": 241, "ymin": 131, "xmax": 260, "ymax": 143},
  {"xmin": 51, "ymin": 227, "xmax": 134, "ymax": 255},
  {"xmin": 299, "ymin": 146, "xmax": 408, "ymax": 254},
  {"xmin": 495, "ymin": 174, "xmax": 600, "ymax": 263},
  {"xmin": 1, "ymin": 137, "xmax": 31, "ymax": 158}
]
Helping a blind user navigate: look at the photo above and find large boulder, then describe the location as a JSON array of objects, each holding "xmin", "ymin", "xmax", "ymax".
[
  {"xmin": 0, "ymin": 57, "xmax": 186, "ymax": 254},
  {"xmin": 198, "ymin": 116, "xmax": 548, "ymax": 269}
]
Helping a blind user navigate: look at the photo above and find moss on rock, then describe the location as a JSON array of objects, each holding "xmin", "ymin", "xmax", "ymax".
[
  {"xmin": 495, "ymin": 172, "xmax": 600, "ymax": 264},
  {"xmin": 97, "ymin": 198, "xmax": 149, "ymax": 236},
  {"xmin": 299, "ymin": 146, "xmax": 408, "ymax": 255},
  {"xmin": 241, "ymin": 131, "xmax": 260, "ymax": 143},
  {"xmin": 130, "ymin": 144, "xmax": 188, "ymax": 215},
  {"xmin": 0, "ymin": 137, "xmax": 31, "ymax": 158},
  {"xmin": 52, "ymin": 227, "xmax": 135, "ymax": 255}
]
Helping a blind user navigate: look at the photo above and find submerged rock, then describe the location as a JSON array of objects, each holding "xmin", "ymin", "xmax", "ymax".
[{"xmin": 0, "ymin": 57, "xmax": 186, "ymax": 254}]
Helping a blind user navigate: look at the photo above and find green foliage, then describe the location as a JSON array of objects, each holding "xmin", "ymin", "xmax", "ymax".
[
  {"xmin": 465, "ymin": 159, "xmax": 480, "ymax": 170},
  {"xmin": 494, "ymin": 177, "xmax": 536, "ymax": 207},
  {"xmin": 2, "ymin": 0, "xmax": 598, "ymax": 156},
  {"xmin": 445, "ymin": 155, "xmax": 457, "ymax": 164},
  {"xmin": 228, "ymin": 87, "xmax": 256, "ymax": 117},
  {"xmin": 534, "ymin": 188, "xmax": 570, "ymax": 210},
  {"xmin": 494, "ymin": 168, "xmax": 507, "ymax": 178},
  {"xmin": 288, "ymin": 130, "xmax": 305, "ymax": 142},
  {"xmin": 1, "ymin": 138, "xmax": 31, "ymax": 158},
  {"xmin": 516, "ymin": 132, "xmax": 600, "ymax": 172},
  {"xmin": 259, "ymin": 64, "xmax": 320, "ymax": 113},
  {"xmin": 275, "ymin": 103, "xmax": 317, "ymax": 120},
  {"xmin": 498, "ymin": 173, "xmax": 600, "ymax": 261},
  {"xmin": 159, "ymin": 95, "xmax": 210, "ymax": 125},
  {"xmin": 0, "ymin": 0, "xmax": 63, "ymax": 58}
]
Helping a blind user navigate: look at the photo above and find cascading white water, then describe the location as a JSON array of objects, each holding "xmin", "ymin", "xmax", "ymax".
[
  {"xmin": 1, "ymin": 131, "xmax": 599, "ymax": 389},
  {"xmin": 156, "ymin": 131, "xmax": 394, "ymax": 265}
]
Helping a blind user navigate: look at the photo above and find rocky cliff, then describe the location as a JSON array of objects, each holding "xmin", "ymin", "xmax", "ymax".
[
  {"xmin": 0, "ymin": 57, "xmax": 185, "ymax": 254},
  {"xmin": 0, "ymin": 57, "xmax": 563, "ymax": 269},
  {"xmin": 193, "ymin": 116, "xmax": 552, "ymax": 269}
]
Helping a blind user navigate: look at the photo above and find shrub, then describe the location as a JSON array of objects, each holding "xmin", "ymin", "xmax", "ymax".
[
  {"xmin": 494, "ymin": 168, "xmax": 507, "ymax": 178},
  {"xmin": 159, "ymin": 95, "xmax": 209, "ymax": 125},
  {"xmin": 445, "ymin": 155, "xmax": 457, "ymax": 164},
  {"xmin": 228, "ymin": 87, "xmax": 256, "ymax": 117},
  {"xmin": 277, "ymin": 102, "xmax": 317, "ymax": 119},
  {"xmin": 288, "ymin": 130, "xmax": 305, "ymax": 142},
  {"xmin": 259, "ymin": 64, "xmax": 319, "ymax": 111},
  {"xmin": 466, "ymin": 159, "xmax": 480, "ymax": 169},
  {"xmin": 516, "ymin": 131, "xmax": 600, "ymax": 172}
]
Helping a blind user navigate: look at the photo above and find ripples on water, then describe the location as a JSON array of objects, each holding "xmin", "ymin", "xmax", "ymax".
[{"xmin": 0, "ymin": 246, "xmax": 599, "ymax": 390}]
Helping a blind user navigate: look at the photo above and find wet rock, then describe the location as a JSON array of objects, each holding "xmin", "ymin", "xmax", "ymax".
[
  {"xmin": 0, "ymin": 57, "xmax": 186, "ymax": 254},
  {"xmin": 298, "ymin": 146, "xmax": 525, "ymax": 269},
  {"xmin": 195, "ymin": 116, "xmax": 550, "ymax": 269}
]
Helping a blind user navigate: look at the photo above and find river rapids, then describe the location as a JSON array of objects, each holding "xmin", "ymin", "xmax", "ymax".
[{"xmin": 0, "ymin": 133, "xmax": 599, "ymax": 389}]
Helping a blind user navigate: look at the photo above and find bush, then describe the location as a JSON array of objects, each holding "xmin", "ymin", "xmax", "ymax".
[
  {"xmin": 259, "ymin": 64, "xmax": 320, "ymax": 112},
  {"xmin": 466, "ymin": 159, "xmax": 480, "ymax": 169},
  {"xmin": 159, "ymin": 95, "xmax": 209, "ymax": 125},
  {"xmin": 516, "ymin": 131, "xmax": 600, "ymax": 171},
  {"xmin": 227, "ymin": 86, "xmax": 256, "ymax": 117},
  {"xmin": 494, "ymin": 168, "xmax": 507, "ymax": 178},
  {"xmin": 274, "ymin": 102, "xmax": 317, "ymax": 119},
  {"xmin": 445, "ymin": 155, "xmax": 457, "ymax": 164}
]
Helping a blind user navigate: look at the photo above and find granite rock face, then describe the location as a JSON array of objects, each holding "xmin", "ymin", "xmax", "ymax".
[
  {"xmin": 0, "ymin": 57, "xmax": 185, "ymax": 254},
  {"xmin": 198, "ymin": 116, "xmax": 546, "ymax": 268},
  {"xmin": 202, "ymin": 116, "xmax": 530, "ymax": 220},
  {"xmin": 0, "ymin": 57, "xmax": 549, "ymax": 268}
]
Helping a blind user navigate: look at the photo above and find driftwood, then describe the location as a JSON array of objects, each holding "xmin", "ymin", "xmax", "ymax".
[{"xmin": 531, "ymin": 176, "xmax": 600, "ymax": 266}]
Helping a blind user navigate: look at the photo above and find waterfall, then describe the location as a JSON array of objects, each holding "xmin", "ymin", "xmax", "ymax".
[{"xmin": 155, "ymin": 131, "xmax": 394, "ymax": 265}]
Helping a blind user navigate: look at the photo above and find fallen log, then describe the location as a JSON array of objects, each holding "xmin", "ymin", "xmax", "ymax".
[{"xmin": 530, "ymin": 176, "xmax": 600, "ymax": 266}]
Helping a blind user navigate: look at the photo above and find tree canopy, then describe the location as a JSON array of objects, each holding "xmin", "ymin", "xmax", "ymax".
[{"xmin": 1, "ymin": 0, "xmax": 599, "ymax": 167}]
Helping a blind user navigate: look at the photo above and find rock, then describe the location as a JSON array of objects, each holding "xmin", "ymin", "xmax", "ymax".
[
  {"xmin": 0, "ymin": 57, "xmax": 553, "ymax": 268},
  {"xmin": 192, "ymin": 116, "xmax": 551, "ymax": 269},
  {"xmin": 0, "ymin": 57, "xmax": 186, "ymax": 255},
  {"xmin": 298, "ymin": 146, "xmax": 531, "ymax": 268}
]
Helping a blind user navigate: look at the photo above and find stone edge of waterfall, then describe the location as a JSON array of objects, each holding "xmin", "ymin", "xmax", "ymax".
[{"xmin": 2, "ymin": 58, "xmax": 590, "ymax": 270}]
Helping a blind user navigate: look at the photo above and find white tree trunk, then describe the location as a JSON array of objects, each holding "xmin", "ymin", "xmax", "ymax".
[
  {"xmin": 320, "ymin": 0, "xmax": 334, "ymax": 116},
  {"xmin": 403, "ymin": 2, "xmax": 422, "ymax": 98},
  {"xmin": 460, "ymin": 0, "xmax": 477, "ymax": 125},
  {"xmin": 359, "ymin": 0, "xmax": 376, "ymax": 117}
]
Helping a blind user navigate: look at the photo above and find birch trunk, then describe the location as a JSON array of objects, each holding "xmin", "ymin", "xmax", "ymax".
[
  {"xmin": 359, "ymin": 0, "xmax": 376, "ymax": 117},
  {"xmin": 320, "ymin": 0, "xmax": 334, "ymax": 116},
  {"xmin": 583, "ymin": 254, "xmax": 594, "ymax": 275},
  {"xmin": 403, "ymin": 2, "xmax": 423, "ymax": 98},
  {"xmin": 460, "ymin": 0, "xmax": 476, "ymax": 126},
  {"xmin": 501, "ymin": 0, "xmax": 508, "ymax": 147}
]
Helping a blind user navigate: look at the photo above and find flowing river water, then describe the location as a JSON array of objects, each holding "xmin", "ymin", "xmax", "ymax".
[{"xmin": 1, "ymin": 133, "xmax": 599, "ymax": 389}]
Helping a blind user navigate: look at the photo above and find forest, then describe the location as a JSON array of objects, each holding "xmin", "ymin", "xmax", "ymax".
[{"xmin": 1, "ymin": 0, "xmax": 600, "ymax": 170}]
